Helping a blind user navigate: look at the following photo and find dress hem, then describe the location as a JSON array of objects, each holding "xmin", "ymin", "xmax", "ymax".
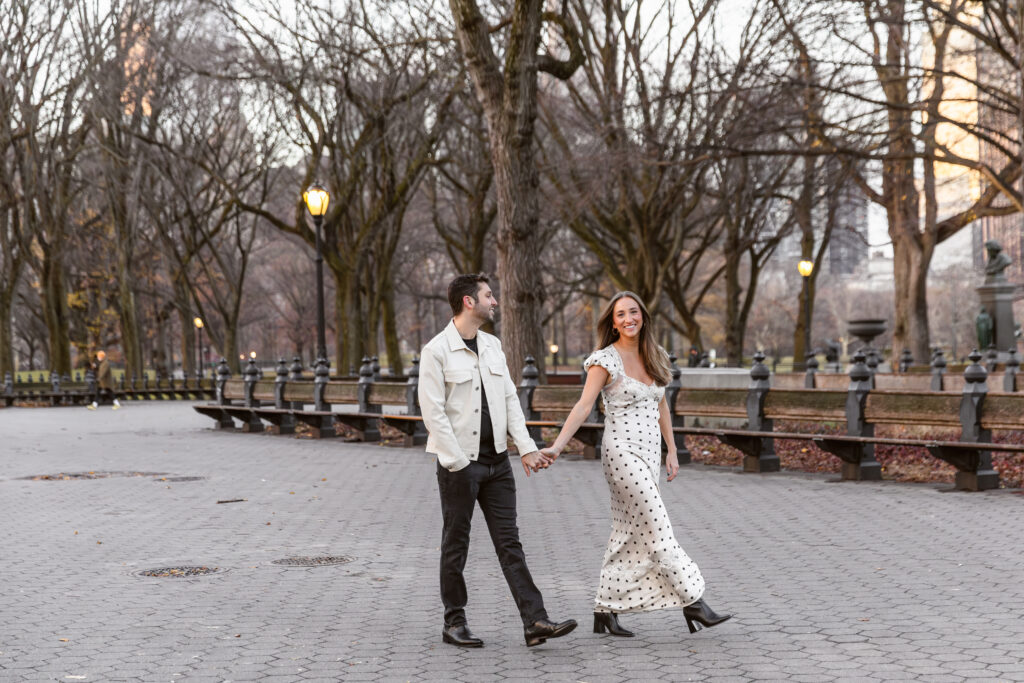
[{"xmin": 594, "ymin": 586, "xmax": 705, "ymax": 613}]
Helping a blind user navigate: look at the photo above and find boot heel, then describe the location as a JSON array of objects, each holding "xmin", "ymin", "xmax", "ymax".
[
  {"xmin": 684, "ymin": 615, "xmax": 700, "ymax": 634},
  {"xmin": 594, "ymin": 611, "xmax": 634, "ymax": 637}
]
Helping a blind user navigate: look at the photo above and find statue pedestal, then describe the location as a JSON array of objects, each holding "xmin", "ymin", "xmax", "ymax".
[{"xmin": 976, "ymin": 281, "xmax": 1018, "ymax": 354}]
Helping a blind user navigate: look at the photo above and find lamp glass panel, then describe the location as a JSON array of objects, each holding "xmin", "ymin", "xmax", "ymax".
[
  {"xmin": 303, "ymin": 186, "xmax": 330, "ymax": 216},
  {"xmin": 797, "ymin": 260, "xmax": 814, "ymax": 277}
]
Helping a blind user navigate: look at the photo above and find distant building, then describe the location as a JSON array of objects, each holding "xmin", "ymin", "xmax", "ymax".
[{"xmin": 826, "ymin": 180, "xmax": 869, "ymax": 276}]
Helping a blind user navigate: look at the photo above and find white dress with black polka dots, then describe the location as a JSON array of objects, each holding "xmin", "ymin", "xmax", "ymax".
[{"xmin": 584, "ymin": 345, "xmax": 705, "ymax": 614}]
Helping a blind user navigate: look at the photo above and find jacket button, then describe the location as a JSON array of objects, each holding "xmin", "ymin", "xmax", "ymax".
[{"xmin": 472, "ymin": 431, "xmax": 477, "ymax": 435}]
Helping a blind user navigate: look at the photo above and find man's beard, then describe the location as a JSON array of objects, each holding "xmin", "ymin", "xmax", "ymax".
[{"xmin": 474, "ymin": 304, "xmax": 495, "ymax": 323}]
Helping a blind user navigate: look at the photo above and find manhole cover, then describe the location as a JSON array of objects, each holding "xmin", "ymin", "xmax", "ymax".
[
  {"xmin": 133, "ymin": 566, "xmax": 223, "ymax": 578},
  {"xmin": 153, "ymin": 476, "xmax": 206, "ymax": 482},
  {"xmin": 21, "ymin": 471, "xmax": 166, "ymax": 481},
  {"xmin": 271, "ymin": 556, "xmax": 354, "ymax": 567}
]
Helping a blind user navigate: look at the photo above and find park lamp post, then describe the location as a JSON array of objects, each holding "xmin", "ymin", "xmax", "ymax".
[
  {"xmin": 303, "ymin": 182, "xmax": 330, "ymax": 365},
  {"xmin": 550, "ymin": 343, "xmax": 559, "ymax": 375},
  {"xmin": 193, "ymin": 317, "xmax": 204, "ymax": 378},
  {"xmin": 798, "ymin": 259, "xmax": 814, "ymax": 371}
]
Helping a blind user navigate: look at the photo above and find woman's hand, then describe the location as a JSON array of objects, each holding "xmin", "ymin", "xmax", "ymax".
[
  {"xmin": 539, "ymin": 446, "xmax": 561, "ymax": 462},
  {"xmin": 665, "ymin": 451, "xmax": 680, "ymax": 481}
]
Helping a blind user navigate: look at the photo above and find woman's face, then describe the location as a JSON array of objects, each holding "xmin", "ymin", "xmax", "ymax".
[{"xmin": 612, "ymin": 297, "xmax": 643, "ymax": 340}]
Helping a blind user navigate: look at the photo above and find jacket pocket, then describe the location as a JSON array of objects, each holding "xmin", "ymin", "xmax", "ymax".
[
  {"xmin": 487, "ymin": 363, "xmax": 504, "ymax": 376},
  {"xmin": 444, "ymin": 369, "xmax": 473, "ymax": 384}
]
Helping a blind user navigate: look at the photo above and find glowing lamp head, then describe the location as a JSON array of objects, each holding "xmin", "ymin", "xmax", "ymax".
[
  {"xmin": 303, "ymin": 183, "xmax": 330, "ymax": 217},
  {"xmin": 549, "ymin": 344, "xmax": 559, "ymax": 355},
  {"xmin": 193, "ymin": 317, "xmax": 203, "ymax": 329},
  {"xmin": 250, "ymin": 351, "xmax": 256, "ymax": 359},
  {"xmin": 797, "ymin": 260, "xmax": 814, "ymax": 278}
]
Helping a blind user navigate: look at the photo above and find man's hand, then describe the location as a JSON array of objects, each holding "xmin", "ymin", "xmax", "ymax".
[{"xmin": 521, "ymin": 451, "xmax": 553, "ymax": 477}]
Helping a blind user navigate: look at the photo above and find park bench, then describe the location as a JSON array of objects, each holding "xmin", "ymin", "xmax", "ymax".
[
  {"xmin": 193, "ymin": 357, "xmax": 428, "ymax": 445},
  {"xmin": 683, "ymin": 350, "xmax": 1020, "ymax": 491},
  {"xmin": 190, "ymin": 350, "xmax": 1023, "ymax": 491},
  {"xmin": 515, "ymin": 349, "xmax": 1023, "ymax": 491},
  {"xmin": 2, "ymin": 370, "xmax": 215, "ymax": 408}
]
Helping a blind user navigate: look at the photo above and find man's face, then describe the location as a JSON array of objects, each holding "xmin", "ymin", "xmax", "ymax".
[{"xmin": 466, "ymin": 283, "xmax": 497, "ymax": 323}]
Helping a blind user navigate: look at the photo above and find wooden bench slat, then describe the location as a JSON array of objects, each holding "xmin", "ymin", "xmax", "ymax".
[
  {"xmin": 980, "ymin": 393, "xmax": 1024, "ymax": 430},
  {"xmin": 674, "ymin": 388, "xmax": 747, "ymax": 418},
  {"xmin": 323, "ymin": 381, "xmax": 359, "ymax": 403},
  {"xmin": 367, "ymin": 383, "xmax": 408, "ymax": 405},
  {"xmin": 763, "ymin": 389, "xmax": 846, "ymax": 421},
  {"xmin": 864, "ymin": 391, "xmax": 961, "ymax": 426}
]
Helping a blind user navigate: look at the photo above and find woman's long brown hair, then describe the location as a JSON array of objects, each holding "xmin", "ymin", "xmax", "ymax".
[{"xmin": 596, "ymin": 291, "xmax": 671, "ymax": 386}]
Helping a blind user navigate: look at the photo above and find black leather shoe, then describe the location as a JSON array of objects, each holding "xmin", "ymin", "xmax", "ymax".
[
  {"xmin": 442, "ymin": 624, "xmax": 483, "ymax": 648},
  {"xmin": 593, "ymin": 611, "xmax": 634, "ymax": 637},
  {"xmin": 682, "ymin": 599, "xmax": 731, "ymax": 634},
  {"xmin": 524, "ymin": 618, "xmax": 577, "ymax": 647}
]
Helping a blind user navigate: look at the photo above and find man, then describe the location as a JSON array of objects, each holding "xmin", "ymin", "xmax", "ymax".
[
  {"xmin": 88, "ymin": 350, "xmax": 120, "ymax": 410},
  {"xmin": 418, "ymin": 273, "xmax": 576, "ymax": 648}
]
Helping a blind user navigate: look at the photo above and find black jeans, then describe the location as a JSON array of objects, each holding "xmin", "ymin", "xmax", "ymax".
[{"xmin": 437, "ymin": 458, "xmax": 547, "ymax": 628}]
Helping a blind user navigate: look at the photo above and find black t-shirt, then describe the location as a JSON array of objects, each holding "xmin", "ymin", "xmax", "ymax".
[{"xmin": 463, "ymin": 336, "xmax": 507, "ymax": 464}]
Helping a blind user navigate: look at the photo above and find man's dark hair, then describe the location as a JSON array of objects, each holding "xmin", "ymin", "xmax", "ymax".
[{"xmin": 447, "ymin": 273, "xmax": 490, "ymax": 315}]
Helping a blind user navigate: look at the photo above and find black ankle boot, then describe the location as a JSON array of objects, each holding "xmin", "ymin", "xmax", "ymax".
[
  {"xmin": 682, "ymin": 599, "xmax": 731, "ymax": 634},
  {"xmin": 593, "ymin": 612, "xmax": 634, "ymax": 637}
]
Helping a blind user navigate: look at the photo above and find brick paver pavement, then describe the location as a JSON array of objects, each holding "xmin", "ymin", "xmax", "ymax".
[{"xmin": 1, "ymin": 402, "xmax": 1023, "ymax": 682}]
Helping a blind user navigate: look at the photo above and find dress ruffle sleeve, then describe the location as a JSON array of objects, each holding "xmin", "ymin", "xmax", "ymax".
[{"xmin": 584, "ymin": 347, "xmax": 619, "ymax": 382}]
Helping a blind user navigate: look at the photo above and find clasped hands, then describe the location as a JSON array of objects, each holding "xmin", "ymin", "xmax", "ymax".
[{"xmin": 520, "ymin": 446, "xmax": 561, "ymax": 477}]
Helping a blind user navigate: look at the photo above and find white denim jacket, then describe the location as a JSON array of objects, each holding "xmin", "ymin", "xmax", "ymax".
[{"xmin": 418, "ymin": 320, "xmax": 538, "ymax": 471}]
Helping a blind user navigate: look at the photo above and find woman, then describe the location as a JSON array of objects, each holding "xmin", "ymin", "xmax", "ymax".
[{"xmin": 540, "ymin": 291, "xmax": 730, "ymax": 637}]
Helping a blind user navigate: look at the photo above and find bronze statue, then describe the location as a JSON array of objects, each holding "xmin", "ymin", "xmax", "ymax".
[
  {"xmin": 984, "ymin": 240, "xmax": 1012, "ymax": 282},
  {"xmin": 976, "ymin": 307, "xmax": 994, "ymax": 350}
]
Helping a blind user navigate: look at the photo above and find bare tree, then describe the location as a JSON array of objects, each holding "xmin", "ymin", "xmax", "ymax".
[
  {"xmin": 447, "ymin": 0, "xmax": 585, "ymax": 379},
  {"xmin": 1, "ymin": 0, "xmax": 106, "ymax": 375},
  {"xmin": 212, "ymin": 0, "xmax": 456, "ymax": 372}
]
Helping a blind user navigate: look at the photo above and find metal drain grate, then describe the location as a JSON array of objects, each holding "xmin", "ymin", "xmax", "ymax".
[
  {"xmin": 271, "ymin": 556, "xmax": 354, "ymax": 567},
  {"xmin": 134, "ymin": 566, "xmax": 222, "ymax": 578},
  {"xmin": 22, "ymin": 471, "xmax": 166, "ymax": 481}
]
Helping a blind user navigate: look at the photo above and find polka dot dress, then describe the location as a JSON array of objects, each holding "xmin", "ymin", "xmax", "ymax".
[{"xmin": 584, "ymin": 345, "xmax": 705, "ymax": 614}]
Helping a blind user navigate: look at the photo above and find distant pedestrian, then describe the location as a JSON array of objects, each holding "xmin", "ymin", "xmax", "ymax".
[{"xmin": 88, "ymin": 350, "xmax": 120, "ymax": 410}]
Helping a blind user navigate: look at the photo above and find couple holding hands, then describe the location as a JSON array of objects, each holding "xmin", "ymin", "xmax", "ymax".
[{"xmin": 418, "ymin": 273, "xmax": 730, "ymax": 648}]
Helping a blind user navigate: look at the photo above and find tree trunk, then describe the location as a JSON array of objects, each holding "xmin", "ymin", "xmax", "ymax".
[
  {"xmin": 382, "ymin": 282, "xmax": 403, "ymax": 376},
  {"xmin": 490, "ymin": 134, "xmax": 547, "ymax": 382},
  {"xmin": 115, "ymin": 256, "xmax": 144, "ymax": 379},
  {"xmin": 891, "ymin": 230, "xmax": 932, "ymax": 363},
  {"xmin": 224, "ymin": 322, "xmax": 240, "ymax": 375},
  {"xmin": 723, "ymin": 221, "xmax": 743, "ymax": 367},
  {"xmin": 177, "ymin": 308, "xmax": 196, "ymax": 377},
  {"xmin": 0, "ymin": 291, "xmax": 13, "ymax": 377},
  {"xmin": 881, "ymin": 0, "xmax": 929, "ymax": 361},
  {"xmin": 346, "ymin": 269, "xmax": 366, "ymax": 374},
  {"xmin": 41, "ymin": 251, "xmax": 72, "ymax": 375},
  {"xmin": 333, "ymin": 273, "xmax": 347, "ymax": 373}
]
